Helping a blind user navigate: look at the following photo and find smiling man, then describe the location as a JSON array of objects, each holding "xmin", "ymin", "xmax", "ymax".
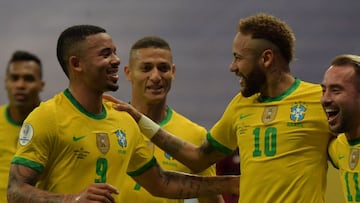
[
  {"xmin": 322, "ymin": 54, "xmax": 360, "ymax": 203},
  {"xmin": 7, "ymin": 25, "xmax": 238, "ymax": 203},
  {"xmin": 0, "ymin": 50, "xmax": 44, "ymax": 202}
]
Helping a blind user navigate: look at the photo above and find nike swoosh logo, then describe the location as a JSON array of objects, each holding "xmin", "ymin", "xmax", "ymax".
[
  {"xmin": 339, "ymin": 155, "xmax": 345, "ymax": 160},
  {"xmin": 73, "ymin": 135, "xmax": 86, "ymax": 142},
  {"xmin": 239, "ymin": 114, "xmax": 253, "ymax": 120}
]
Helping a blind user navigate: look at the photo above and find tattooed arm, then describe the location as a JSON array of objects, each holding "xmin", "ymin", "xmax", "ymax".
[
  {"xmin": 7, "ymin": 164, "xmax": 119, "ymax": 203},
  {"xmin": 132, "ymin": 162, "xmax": 239, "ymax": 199},
  {"xmin": 151, "ymin": 131, "xmax": 226, "ymax": 173}
]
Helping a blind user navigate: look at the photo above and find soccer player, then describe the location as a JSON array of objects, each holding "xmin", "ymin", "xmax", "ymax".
[
  {"xmin": 322, "ymin": 54, "xmax": 360, "ymax": 203},
  {"xmin": 105, "ymin": 13, "xmax": 335, "ymax": 202},
  {"xmin": 118, "ymin": 36, "xmax": 224, "ymax": 203},
  {"xmin": 0, "ymin": 50, "xmax": 44, "ymax": 202},
  {"xmin": 7, "ymin": 24, "xmax": 238, "ymax": 203}
]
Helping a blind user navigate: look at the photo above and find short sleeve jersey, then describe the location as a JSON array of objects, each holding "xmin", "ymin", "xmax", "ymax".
[
  {"xmin": 12, "ymin": 90, "xmax": 155, "ymax": 202},
  {"xmin": 209, "ymin": 79, "xmax": 331, "ymax": 203},
  {"xmin": 0, "ymin": 105, "xmax": 21, "ymax": 202},
  {"xmin": 328, "ymin": 134, "xmax": 360, "ymax": 203},
  {"xmin": 119, "ymin": 107, "xmax": 215, "ymax": 203}
]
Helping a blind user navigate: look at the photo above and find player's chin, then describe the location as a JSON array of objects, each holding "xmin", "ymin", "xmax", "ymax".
[{"xmin": 107, "ymin": 84, "xmax": 119, "ymax": 92}]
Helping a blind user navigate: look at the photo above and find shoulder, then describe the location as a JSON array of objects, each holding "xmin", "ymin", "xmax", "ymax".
[
  {"xmin": 166, "ymin": 108, "xmax": 206, "ymax": 131},
  {"xmin": 298, "ymin": 80, "xmax": 322, "ymax": 91},
  {"xmin": 103, "ymin": 101, "xmax": 138, "ymax": 125}
]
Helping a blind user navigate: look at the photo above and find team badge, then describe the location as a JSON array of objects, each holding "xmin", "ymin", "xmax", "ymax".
[
  {"xmin": 349, "ymin": 148, "xmax": 359, "ymax": 170},
  {"xmin": 96, "ymin": 133, "xmax": 110, "ymax": 154},
  {"xmin": 262, "ymin": 106, "xmax": 278, "ymax": 124},
  {"xmin": 290, "ymin": 103, "xmax": 307, "ymax": 122},
  {"xmin": 19, "ymin": 123, "xmax": 34, "ymax": 146},
  {"xmin": 115, "ymin": 130, "xmax": 127, "ymax": 148}
]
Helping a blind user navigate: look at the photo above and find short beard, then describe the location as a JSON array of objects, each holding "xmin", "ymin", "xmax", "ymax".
[
  {"xmin": 107, "ymin": 84, "xmax": 119, "ymax": 92},
  {"xmin": 241, "ymin": 68, "xmax": 266, "ymax": 98}
]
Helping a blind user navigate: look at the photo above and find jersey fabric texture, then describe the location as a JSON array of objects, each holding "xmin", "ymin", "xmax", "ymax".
[
  {"xmin": 328, "ymin": 134, "xmax": 360, "ymax": 203},
  {"xmin": 119, "ymin": 107, "xmax": 215, "ymax": 203},
  {"xmin": 209, "ymin": 78, "xmax": 331, "ymax": 203},
  {"xmin": 0, "ymin": 105, "xmax": 22, "ymax": 202},
  {"xmin": 12, "ymin": 89, "xmax": 155, "ymax": 202}
]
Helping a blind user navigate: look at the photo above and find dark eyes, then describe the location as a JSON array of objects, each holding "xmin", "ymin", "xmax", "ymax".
[
  {"xmin": 9, "ymin": 75, "xmax": 36, "ymax": 82},
  {"xmin": 142, "ymin": 63, "xmax": 171, "ymax": 72},
  {"xmin": 101, "ymin": 48, "xmax": 116, "ymax": 58}
]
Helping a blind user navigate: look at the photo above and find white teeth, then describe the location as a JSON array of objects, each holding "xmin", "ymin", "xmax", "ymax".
[{"xmin": 325, "ymin": 109, "xmax": 337, "ymax": 113}]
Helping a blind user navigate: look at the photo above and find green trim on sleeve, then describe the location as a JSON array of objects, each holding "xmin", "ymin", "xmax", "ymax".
[
  {"xmin": 11, "ymin": 157, "xmax": 44, "ymax": 173},
  {"xmin": 127, "ymin": 157, "xmax": 157, "ymax": 177},
  {"xmin": 206, "ymin": 132, "xmax": 234, "ymax": 155}
]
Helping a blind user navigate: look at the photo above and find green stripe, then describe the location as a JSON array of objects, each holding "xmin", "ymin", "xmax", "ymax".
[
  {"xmin": 348, "ymin": 137, "xmax": 360, "ymax": 146},
  {"xmin": 158, "ymin": 106, "xmax": 172, "ymax": 126},
  {"xmin": 259, "ymin": 78, "xmax": 301, "ymax": 103},
  {"xmin": 64, "ymin": 89, "xmax": 106, "ymax": 120},
  {"xmin": 11, "ymin": 157, "xmax": 44, "ymax": 173},
  {"xmin": 5, "ymin": 106, "xmax": 22, "ymax": 126},
  {"xmin": 206, "ymin": 132, "xmax": 233, "ymax": 155},
  {"xmin": 127, "ymin": 157, "xmax": 157, "ymax": 177}
]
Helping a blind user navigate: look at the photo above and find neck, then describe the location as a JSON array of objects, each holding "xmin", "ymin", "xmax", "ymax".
[
  {"xmin": 68, "ymin": 85, "xmax": 103, "ymax": 115},
  {"xmin": 261, "ymin": 72, "xmax": 295, "ymax": 98},
  {"xmin": 8, "ymin": 103, "xmax": 40, "ymax": 123},
  {"xmin": 345, "ymin": 127, "xmax": 360, "ymax": 141},
  {"xmin": 131, "ymin": 99, "xmax": 167, "ymax": 123}
]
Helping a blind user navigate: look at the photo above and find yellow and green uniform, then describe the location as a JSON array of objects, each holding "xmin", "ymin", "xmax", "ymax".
[
  {"xmin": 329, "ymin": 134, "xmax": 360, "ymax": 202},
  {"xmin": 0, "ymin": 105, "xmax": 21, "ymax": 202},
  {"xmin": 119, "ymin": 107, "xmax": 215, "ymax": 203},
  {"xmin": 209, "ymin": 79, "xmax": 331, "ymax": 203},
  {"xmin": 12, "ymin": 89, "xmax": 155, "ymax": 202}
]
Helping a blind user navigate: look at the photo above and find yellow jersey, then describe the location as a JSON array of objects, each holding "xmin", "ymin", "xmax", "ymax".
[
  {"xmin": 209, "ymin": 79, "xmax": 331, "ymax": 203},
  {"xmin": 119, "ymin": 107, "xmax": 216, "ymax": 203},
  {"xmin": 12, "ymin": 89, "xmax": 155, "ymax": 202},
  {"xmin": 0, "ymin": 105, "xmax": 21, "ymax": 202},
  {"xmin": 329, "ymin": 133, "xmax": 360, "ymax": 203}
]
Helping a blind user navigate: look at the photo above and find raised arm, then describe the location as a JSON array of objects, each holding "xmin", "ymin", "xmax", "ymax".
[
  {"xmin": 103, "ymin": 94, "xmax": 228, "ymax": 173},
  {"xmin": 7, "ymin": 164, "xmax": 119, "ymax": 203},
  {"xmin": 132, "ymin": 162, "xmax": 239, "ymax": 199}
]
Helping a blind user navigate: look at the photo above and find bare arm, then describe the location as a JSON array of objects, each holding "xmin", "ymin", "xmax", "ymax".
[
  {"xmin": 132, "ymin": 162, "xmax": 239, "ymax": 199},
  {"xmin": 152, "ymin": 129, "xmax": 226, "ymax": 172},
  {"xmin": 103, "ymin": 94, "xmax": 229, "ymax": 173},
  {"xmin": 7, "ymin": 164, "xmax": 119, "ymax": 203}
]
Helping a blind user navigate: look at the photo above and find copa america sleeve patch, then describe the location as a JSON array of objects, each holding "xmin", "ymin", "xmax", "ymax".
[{"xmin": 19, "ymin": 123, "xmax": 34, "ymax": 146}]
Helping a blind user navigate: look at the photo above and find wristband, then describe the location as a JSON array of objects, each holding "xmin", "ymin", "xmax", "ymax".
[
  {"xmin": 75, "ymin": 195, "xmax": 81, "ymax": 202},
  {"xmin": 138, "ymin": 115, "xmax": 160, "ymax": 139}
]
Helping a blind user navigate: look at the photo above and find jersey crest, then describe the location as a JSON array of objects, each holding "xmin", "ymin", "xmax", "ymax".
[
  {"xmin": 262, "ymin": 106, "xmax": 278, "ymax": 124},
  {"xmin": 290, "ymin": 103, "xmax": 307, "ymax": 122},
  {"xmin": 96, "ymin": 133, "xmax": 110, "ymax": 154},
  {"xmin": 349, "ymin": 148, "xmax": 359, "ymax": 170},
  {"xmin": 115, "ymin": 130, "xmax": 127, "ymax": 148}
]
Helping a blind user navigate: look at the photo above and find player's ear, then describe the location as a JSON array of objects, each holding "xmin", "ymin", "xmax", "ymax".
[
  {"xmin": 171, "ymin": 64, "xmax": 176, "ymax": 80},
  {"xmin": 69, "ymin": 56, "xmax": 82, "ymax": 73},
  {"xmin": 124, "ymin": 65, "xmax": 131, "ymax": 81},
  {"xmin": 261, "ymin": 49, "xmax": 274, "ymax": 68}
]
